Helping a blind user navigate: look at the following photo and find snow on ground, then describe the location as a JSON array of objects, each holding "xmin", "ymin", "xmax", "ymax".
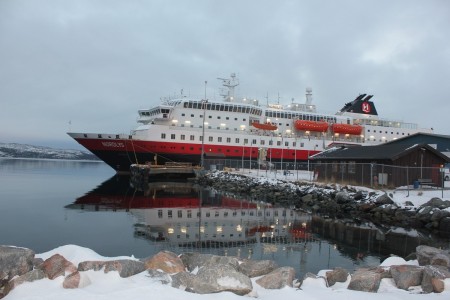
[
  {"xmin": 6, "ymin": 245, "xmax": 450, "ymax": 300},
  {"xmin": 389, "ymin": 188, "xmax": 450, "ymax": 209}
]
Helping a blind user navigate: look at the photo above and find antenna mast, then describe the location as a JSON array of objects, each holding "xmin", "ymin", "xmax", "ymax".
[
  {"xmin": 217, "ymin": 73, "xmax": 239, "ymax": 100},
  {"xmin": 305, "ymin": 87, "xmax": 313, "ymax": 105}
]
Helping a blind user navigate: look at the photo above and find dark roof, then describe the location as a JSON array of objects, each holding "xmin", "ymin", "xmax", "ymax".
[
  {"xmin": 311, "ymin": 143, "xmax": 450, "ymax": 162},
  {"xmin": 383, "ymin": 132, "xmax": 450, "ymax": 145}
]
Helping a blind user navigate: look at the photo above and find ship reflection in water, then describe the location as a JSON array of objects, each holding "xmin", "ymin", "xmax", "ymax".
[
  {"xmin": 67, "ymin": 176, "xmax": 448, "ymax": 275},
  {"xmin": 68, "ymin": 176, "xmax": 312, "ymax": 248}
]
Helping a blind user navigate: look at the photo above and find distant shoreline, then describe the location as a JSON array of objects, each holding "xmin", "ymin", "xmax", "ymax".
[{"xmin": 0, "ymin": 157, "xmax": 102, "ymax": 163}]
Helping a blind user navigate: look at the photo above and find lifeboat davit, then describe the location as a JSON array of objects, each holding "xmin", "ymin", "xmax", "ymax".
[
  {"xmin": 251, "ymin": 122, "xmax": 278, "ymax": 130},
  {"xmin": 331, "ymin": 123, "xmax": 363, "ymax": 135},
  {"xmin": 294, "ymin": 120, "xmax": 329, "ymax": 132}
]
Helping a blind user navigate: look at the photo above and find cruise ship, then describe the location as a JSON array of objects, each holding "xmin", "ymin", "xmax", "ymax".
[{"xmin": 68, "ymin": 74, "xmax": 433, "ymax": 172}]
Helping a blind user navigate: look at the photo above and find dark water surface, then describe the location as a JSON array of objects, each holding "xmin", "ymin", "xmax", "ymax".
[{"xmin": 1, "ymin": 158, "xmax": 448, "ymax": 277}]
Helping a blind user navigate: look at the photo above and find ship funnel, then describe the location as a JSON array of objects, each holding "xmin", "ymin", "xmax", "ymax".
[
  {"xmin": 362, "ymin": 95, "xmax": 373, "ymax": 102},
  {"xmin": 354, "ymin": 94, "xmax": 366, "ymax": 102}
]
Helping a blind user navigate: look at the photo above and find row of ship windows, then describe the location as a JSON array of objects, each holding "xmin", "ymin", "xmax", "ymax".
[
  {"xmin": 158, "ymin": 209, "xmax": 293, "ymax": 218},
  {"xmin": 367, "ymin": 129, "xmax": 407, "ymax": 135},
  {"xmin": 180, "ymin": 113, "xmax": 247, "ymax": 122},
  {"xmin": 160, "ymin": 133, "xmax": 304, "ymax": 147},
  {"xmin": 265, "ymin": 111, "xmax": 338, "ymax": 123},
  {"xmin": 182, "ymin": 101, "xmax": 339, "ymax": 123},
  {"xmin": 139, "ymin": 108, "xmax": 171, "ymax": 116},
  {"xmin": 183, "ymin": 101, "xmax": 263, "ymax": 116},
  {"xmin": 171, "ymin": 233, "xmax": 244, "ymax": 239},
  {"xmin": 181, "ymin": 113, "xmax": 336, "ymax": 129}
]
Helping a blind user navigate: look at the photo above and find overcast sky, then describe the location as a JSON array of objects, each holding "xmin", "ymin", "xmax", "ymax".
[{"xmin": 1, "ymin": 0, "xmax": 449, "ymax": 149}]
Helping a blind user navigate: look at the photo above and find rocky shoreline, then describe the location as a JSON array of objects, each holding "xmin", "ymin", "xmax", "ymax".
[
  {"xmin": 193, "ymin": 171, "xmax": 450, "ymax": 235},
  {"xmin": 1, "ymin": 244, "xmax": 449, "ymax": 298}
]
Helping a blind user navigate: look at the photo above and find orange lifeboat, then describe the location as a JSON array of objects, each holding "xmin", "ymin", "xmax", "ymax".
[
  {"xmin": 331, "ymin": 123, "xmax": 363, "ymax": 135},
  {"xmin": 251, "ymin": 122, "xmax": 278, "ymax": 131},
  {"xmin": 294, "ymin": 120, "xmax": 329, "ymax": 132}
]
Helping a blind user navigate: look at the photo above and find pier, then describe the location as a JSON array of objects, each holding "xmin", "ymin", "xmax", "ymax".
[{"xmin": 130, "ymin": 162, "xmax": 202, "ymax": 187}]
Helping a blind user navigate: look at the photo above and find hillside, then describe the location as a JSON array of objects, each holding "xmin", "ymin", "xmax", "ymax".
[{"xmin": 0, "ymin": 143, "xmax": 99, "ymax": 161}]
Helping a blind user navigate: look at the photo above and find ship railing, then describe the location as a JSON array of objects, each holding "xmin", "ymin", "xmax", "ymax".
[{"xmin": 360, "ymin": 118, "xmax": 418, "ymax": 129}]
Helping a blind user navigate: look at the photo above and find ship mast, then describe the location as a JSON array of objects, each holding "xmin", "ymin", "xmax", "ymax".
[
  {"xmin": 305, "ymin": 87, "xmax": 313, "ymax": 105},
  {"xmin": 217, "ymin": 73, "xmax": 239, "ymax": 101}
]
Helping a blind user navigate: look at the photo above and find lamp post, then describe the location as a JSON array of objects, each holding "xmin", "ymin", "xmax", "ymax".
[
  {"xmin": 295, "ymin": 137, "xmax": 298, "ymax": 181},
  {"xmin": 308, "ymin": 145, "xmax": 317, "ymax": 181},
  {"xmin": 270, "ymin": 137, "xmax": 273, "ymax": 172},
  {"xmin": 307, "ymin": 149, "xmax": 310, "ymax": 179},
  {"xmin": 200, "ymin": 81, "xmax": 207, "ymax": 168},
  {"xmin": 249, "ymin": 142, "xmax": 252, "ymax": 173},
  {"xmin": 280, "ymin": 136, "xmax": 284, "ymax": 175},
  {"xmin": 420, "ymin": 148, "xmax": 425, "ymax": 179},
  {"xmin": 242, "ymin": 139, "xmax": 246, "ymax": 172}
]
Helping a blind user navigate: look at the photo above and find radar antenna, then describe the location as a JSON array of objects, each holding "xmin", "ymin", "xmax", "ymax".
[{"xmin": 217, "ymin": 73, "xmax": 239, "ymax": 100}]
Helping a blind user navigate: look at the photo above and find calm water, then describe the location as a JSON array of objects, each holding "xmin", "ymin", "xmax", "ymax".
[{"xmin": 1, "ymin": 158, "xmax": 448, "ymax": 277}]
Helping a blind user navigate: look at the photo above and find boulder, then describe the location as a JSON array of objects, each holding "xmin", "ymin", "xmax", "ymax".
[
  {"xmin": 144, "ymin": 251, "xmax": 185, "ymax": 274},
  {"xmin": 438, "ymin": 217, "xmax": 450, "ymax": 236},
  {"xmin": 417, "ymin": 206, "xmax": 436, "ymax": 223},
  {"xmin": 430, "ymin": 253, "xmax": 450, "ymax": 267},
  {"xmin": 421, "ymin": 198, "xmax": 450, "ymax": 209},
  {"xmin": 416, "ymin": 245, "xmax": 443, "ymax": 266},
  {"xmin": 78, "ymin": 260, "xmax": 106, "ymax": 272},
  {"xmin": 326, "ymin": 267, "xmax": 349, "ymax": 286},
  {"xmin": 189, "ymin": 264, "xmax": 252, "ymax": 295},
  {"xmin": 147, "ymin": 269, "xmax": 171, "ymax": 285},
  {"xmin": 301, "ymin": 194, "xmax": 314, "ymax": 205},
  {"xmin": 3, "ymin": 269, "xmax": 45, "ymax": 296},
  {"xmin": 33, "ymin": 257, "xmax": 44, "ymax": 269},
  {"xmin": 390, "ymin": 265, "xmax": 423, "ymax": 290},
  {"xmin": 78, "ymin": 260, "xmax": 145, "ymax": 278},
  {"xmin": 171, "ymin": 271, "xmax": 195, "ymax": 290},
  {"xmin": 359, "ymin": 203, "xmax": 376, "ymax": 212},
  {"xmin": 421, "ymin": 265, "xmax": 450, "ymax": 293},
  {"xmin": 0, "ymin": 246, "xmax": 35, "ymax": 281},
  {"xmin": 347, "ymin": 270, "xmax": 381, "ymax": 293},
  {"xmin": 103, "ymin": 260, "xmax": 146, "ymax": 278},
  {"xmin": 255, "ymin": 267, "xmax": 295, "ymax": 289},
  {"xmin": 40, "ymin": 254, "xmax": 77, "ymax": 280},
  {"xmin": 430, "ymin": 210, "xmax": 450, "ymax": 222},
  {"xmin": 431, "ymin": 277, "xmax": 446, "ymax": 293},
  {"xmin": 335, "ymin": 191, "xmax": 350, "ymax": 204},
  {"xmin": 375, "ymin": 193, "xmax": 394, "ymax": 205},
  {"xmin": 238, "ymin": 259, "xmax": 278, "ymax": 278},
  {"xmin": 63, "ymin": 271, "xmax": 91, "ymax": 289},
  {"xmin": 179, "ymin": 253, "xmax": 239, "ymax": 272},
  {"xmin": 353, "ymin": 191, "xmax": 364, "ymax": 201},
  {"xmin": 63, "ymin": 271, "xmax": 80, "ymax": 289}
]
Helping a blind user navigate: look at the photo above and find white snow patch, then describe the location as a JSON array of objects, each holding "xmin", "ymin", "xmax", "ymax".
[{"xmin": 217, "ymin": 276, "xmax": 247, "ymax": 288}]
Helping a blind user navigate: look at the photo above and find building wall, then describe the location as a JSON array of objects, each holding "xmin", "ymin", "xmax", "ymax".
[{"xmin": 313, "ymin": 149, "xmax": 447, "ymax": 188}]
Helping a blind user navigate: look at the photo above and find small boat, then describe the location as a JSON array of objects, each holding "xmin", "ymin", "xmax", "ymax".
[
  {"xmin": 331, "ymin": 123, "xmax": 363, "ymax": 135},
  {"xmin": 251, "ymin": 122, "xmax": 278, "ymax": 131},
  {"xmin": 294, "ymin": 120, "xmax": 329, "ymax": 132}
]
